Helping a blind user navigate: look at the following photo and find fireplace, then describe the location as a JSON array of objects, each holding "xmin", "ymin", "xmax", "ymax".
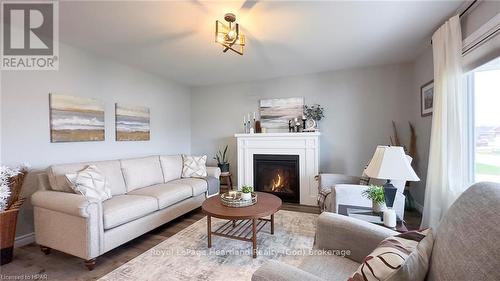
[{"xmin": 253, "ymin": 154, "xmax": 300, "ymax": 203}]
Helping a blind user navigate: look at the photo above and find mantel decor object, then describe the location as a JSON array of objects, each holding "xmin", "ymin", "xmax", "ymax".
[{"xmin": 303, "ymin": 104, "xmax": 324, "ymax": 131}]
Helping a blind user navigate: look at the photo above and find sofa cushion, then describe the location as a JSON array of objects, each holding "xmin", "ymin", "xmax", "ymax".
[
  {"xmin": 120, "ymin": 156, "xmax": 164, "ymax": 192},
  {"xmin": 102, "ymin": 195, "xmax": 158, "ymax": 229},
  {"xmin": 169, "ymin": 178, "xmax": 207, "ymax": 196},
  {"xmin": 349, "ymin": 229, "xmax": 433, "ymax": 281},
  {"xmin": 48, "ymin": 160, "xmax": 126, "ymax": 195},
  {"xmin": 159, "ymin": 155, "xmax": 182, "ymax": 182},
  {"xmin": 65, "ymin": 165, "xmax": 112, "ymax": 201},
  {"xmin": 128, "ymin": 183, "xmax": 192, "ymax": 209}
]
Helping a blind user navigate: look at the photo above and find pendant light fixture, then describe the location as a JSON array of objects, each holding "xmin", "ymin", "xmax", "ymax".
[{"xmin": 215, "ymin": 13, "xmax": 245, "ymax": 55}]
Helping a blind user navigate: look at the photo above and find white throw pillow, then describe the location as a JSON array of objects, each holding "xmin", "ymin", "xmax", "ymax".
[
  {"xmin": 66, "ymin": 165, "xmax": 112, "ymax": 201},
  {"xmin": 181, "ymin": 155, "xmax": 207, "ymax": 178}
]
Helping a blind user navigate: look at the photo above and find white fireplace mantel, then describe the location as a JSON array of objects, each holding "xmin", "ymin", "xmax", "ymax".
[{"xmin": 235, "ymin": 132, "xmax": 320, "ymax": 206}]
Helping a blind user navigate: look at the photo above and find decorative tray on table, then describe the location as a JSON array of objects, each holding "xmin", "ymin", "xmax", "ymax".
[{"xmin": 220, "ymin": 191, "xmax": 257, "ymax": 208}]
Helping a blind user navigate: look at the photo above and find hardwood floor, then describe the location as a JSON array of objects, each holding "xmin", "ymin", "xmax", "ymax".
[{"xmin": 2, "ymin": 203, "xmax": 420, "ymax": 281}]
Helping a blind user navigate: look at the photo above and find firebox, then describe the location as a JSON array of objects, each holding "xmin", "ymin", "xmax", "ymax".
[{"xmin": 253, "ymin": 154, "xmax": 300, "ymax": 203}]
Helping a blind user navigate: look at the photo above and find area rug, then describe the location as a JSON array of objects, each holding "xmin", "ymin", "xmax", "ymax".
[{"xmin": 99, "ymin": 210, "xmax": 318, "ymax": 281}]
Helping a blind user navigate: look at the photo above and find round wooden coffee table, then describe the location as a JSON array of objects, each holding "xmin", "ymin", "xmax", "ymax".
[{"xmin": 202, "ymin": 192, "xmax": 282, "ymax": 258}]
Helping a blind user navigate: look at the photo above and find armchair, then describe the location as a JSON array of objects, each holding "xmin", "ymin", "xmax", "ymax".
[
  {"xmin": 253, "ymin": 182, "xmax": 500, "ymax": 281},
  {"xmin": 252, "ymin": 212, "xmax": 397, "ymax": 281},
  {"xmin": 317, "ymin": 154, "xmax": 413, "ymax": 219},
  {"xmin": 318, "ymin": 173, "xmax": 406, "ymax": 219}
]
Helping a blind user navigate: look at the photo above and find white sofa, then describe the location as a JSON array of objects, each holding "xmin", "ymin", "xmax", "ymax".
[{"xmin": 31, "ymin": 155, "xmax": 220, "ymax": 270}]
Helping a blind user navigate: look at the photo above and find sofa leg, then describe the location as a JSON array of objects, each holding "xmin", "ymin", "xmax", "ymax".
[
  {"xmin": 84, "ymin": 259, "xmax": 96, "ymax": 271},
  {"xmin": 40, "ymin": 246, "xmax": 51, "ymax": 255}
]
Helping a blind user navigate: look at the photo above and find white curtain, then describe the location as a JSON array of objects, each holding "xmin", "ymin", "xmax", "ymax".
[{"xmin": 421, "ymin": 15, "xmax": 470, "ymax": 229}]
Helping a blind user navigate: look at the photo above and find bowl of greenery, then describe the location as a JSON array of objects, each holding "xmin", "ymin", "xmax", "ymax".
[
  {"xmin": 241, "ymin": 185, "xmax": 253, "ymax": 200},
  {"xmin": 361, "ymin": 185, "xmax": 387, "ymax": 213}
]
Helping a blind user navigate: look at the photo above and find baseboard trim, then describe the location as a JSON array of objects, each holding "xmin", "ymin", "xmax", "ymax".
[{"xmin": 14, "ymin": 232, "xmax": 35, "ymax": 248}]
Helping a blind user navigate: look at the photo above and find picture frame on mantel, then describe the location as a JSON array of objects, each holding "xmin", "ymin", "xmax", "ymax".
[{"xmin": 420, "ymin": 80, "xmax": 434, "ymax": 117}]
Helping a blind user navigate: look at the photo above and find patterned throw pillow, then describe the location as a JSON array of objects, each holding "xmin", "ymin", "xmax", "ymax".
[
  {"xmin": 65, "ymin": 165, "xmax": 112, "ymax": 201},
  {"xmin": 182, "ymin": 155, "xmax": 207, "ymax": 178},
  {"xmin": 349, "ymin": 229, "xmax": 434, "ymax": 281},
  {"xmin": 359, "ymin": 165, "xmax": 371, "ymax": 185}
]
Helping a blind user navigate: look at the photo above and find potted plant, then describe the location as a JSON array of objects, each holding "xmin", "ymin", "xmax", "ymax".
[
  {"xmin": 361, "ymin": 185, "xmax": 387, "ymax": 213},
  {"xmin": 214, "ymin": 145, "xmax": 230, "ymax": 173},
  {"xmin": 241, "ymin": 185, "xmax": 253, "ymax": 200},
  {"xmin": 0, "ymin": 165, "xmax": 28, "ymax": 265},
  {"xmin": 303, "ymin": 104, "xmax": 324, "ymax": 131}
]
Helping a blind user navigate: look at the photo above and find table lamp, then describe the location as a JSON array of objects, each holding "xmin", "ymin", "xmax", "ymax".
[{"xmin": 364, "ymin": 146, "xmax": 420, "ymax": 209}]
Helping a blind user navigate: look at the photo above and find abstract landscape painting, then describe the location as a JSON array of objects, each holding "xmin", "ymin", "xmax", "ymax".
[
  {"xmin": 115, "ymin": 104, "xmax": 150, "ymax": 141},
  {"xmin": 259, "ymin": 97, "xmax": 304, "ymax": 131},
  {"xmin": 49, "ymin": 94, "xmax": 105, "ymax": 142}
]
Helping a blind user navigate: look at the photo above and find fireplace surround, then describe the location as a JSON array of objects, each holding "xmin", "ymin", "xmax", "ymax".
[{"xmin": 235, "ymin": 132, "xmax": 320, "ymax": 205}]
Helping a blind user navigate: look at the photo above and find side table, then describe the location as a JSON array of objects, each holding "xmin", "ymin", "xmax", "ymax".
[
  {"xmin": 337, "ymin": 204, "xmax": 408, "ymax": 232},
  {"xmin": 219, "ymin": 172, "xmax": 233, "ymax": 193}
]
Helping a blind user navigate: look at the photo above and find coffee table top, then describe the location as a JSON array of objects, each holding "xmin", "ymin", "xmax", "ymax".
[{"xmin": 202, "ymin": 192, "xmax": 282, "ymax": 219}]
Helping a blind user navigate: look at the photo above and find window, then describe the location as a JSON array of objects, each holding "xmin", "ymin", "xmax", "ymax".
[{"xmin": 471, "ymin": 57, "xmax": 500, "ymax": 183}]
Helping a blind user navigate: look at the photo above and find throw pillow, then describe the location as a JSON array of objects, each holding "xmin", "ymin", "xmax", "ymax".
[
  {"xmin": 66, "ymin": 165, "xmax": 112, "ymax": 201},
  {"xmin": 359, "ymin": 165, "xmax": 371, "ymax": 185},
  {"xmin": 349, "ymin": 229, "xmax": 434, "ymax": 281},
  {"xmin": 182, "ymin": 155, "xmax": 207, "ymax": 178}
]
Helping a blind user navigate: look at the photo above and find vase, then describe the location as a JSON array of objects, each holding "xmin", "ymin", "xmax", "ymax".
[
  {"xmin": 372, "ymin": 200, "xmax": 387, "ymax": 213},
  {"xmin": 218, "ymin": 163, "xmax": 230, "ymax": 173},
  {"xmin": 241, "ymin": 192, "xmax": 252, "ymax": 201}
]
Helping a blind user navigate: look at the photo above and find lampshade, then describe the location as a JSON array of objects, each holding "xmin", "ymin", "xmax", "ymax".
[{"xmin": 365, "ymin": 146, "xmax": 420, "ymax": 181}]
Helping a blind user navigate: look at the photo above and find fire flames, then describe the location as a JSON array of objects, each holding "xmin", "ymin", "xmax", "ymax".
[{"xmin": 271, "ymin": 171, "xmax": 286, "ymax": 192}]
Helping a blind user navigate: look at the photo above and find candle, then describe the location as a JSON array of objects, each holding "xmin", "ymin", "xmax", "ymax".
[
  {"xmin": 243, "ymin": 115, "xmax": 246, "ymax": 123},
  {"xmin": 248, "ymin": 113, "xmax": 250, "ymax": 121},
  {"xmin": 383, "ymin": 209, "xmax": 397, "ymax": 228},
  {"xmin": 253, "ymin": 112, "xmax": 256, "ymax": 120}
]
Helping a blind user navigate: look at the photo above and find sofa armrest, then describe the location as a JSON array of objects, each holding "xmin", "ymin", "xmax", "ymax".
[
  {"xmin": 252, "ymin": 260, "xmax": 323, "ymax": 281},
  {"xmin": 206, "ymin": 166, "xmax": 221, "ymax": 179},
  {"xmin": 37, "ymin": 173, "xmax": 51, "ymax": 191},
  {"xmin": 318, "ymin": 173, "xmax": 360, "ymax": 191},
  {"xmin": 315, "ymin": 212, "xmax": 398, "ymax": 263},
  {"xmin": 31, "ymin": 190, "xmax": 101, "ymax": 218}
]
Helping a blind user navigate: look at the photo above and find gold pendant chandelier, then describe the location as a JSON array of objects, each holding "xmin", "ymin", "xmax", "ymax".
[{"xmin": 215, "ymin": 13, "xmax": 245, "ymax": 55}]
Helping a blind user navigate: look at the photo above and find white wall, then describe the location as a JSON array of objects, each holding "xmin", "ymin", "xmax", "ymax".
[
  {"xmin": 1, "ymin": 43, "xmax": 191, "ymax": 238},
  {"xmin": 190, "ymin": 63, "xmax": 414, "ymax": 185},
  {"xmin": 409, "ymin": 47, "xmax": 434, "ymax": 210}
]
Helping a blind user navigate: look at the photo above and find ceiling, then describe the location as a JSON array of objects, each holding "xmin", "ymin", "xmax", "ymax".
[{"xmin": 59, "ymin": 1, "xmax": 463, "ymax": 86}]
